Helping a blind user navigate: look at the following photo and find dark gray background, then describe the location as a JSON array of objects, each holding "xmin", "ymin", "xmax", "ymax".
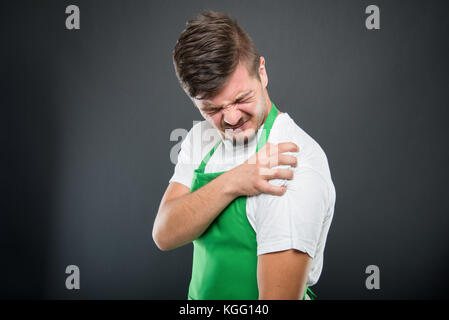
[{"xmin": 2, "ymin": 0, "xmax": 448, "ymax": 299}]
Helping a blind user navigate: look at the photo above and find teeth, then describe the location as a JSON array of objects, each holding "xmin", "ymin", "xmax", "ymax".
[
  {"xmin": 234, "ymin": 121, "xmax": 246, "ymax": 129},
  {"xmin": 225, "ymin": 120, "xmax": 247, "ymax": 131}
]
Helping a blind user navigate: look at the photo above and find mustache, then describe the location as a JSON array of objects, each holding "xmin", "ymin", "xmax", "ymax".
[{"xmin": 223, "ymin": 118, "xmax": 249, "ymax": 130}]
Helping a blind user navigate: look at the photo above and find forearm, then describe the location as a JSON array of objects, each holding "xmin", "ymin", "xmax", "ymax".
[
  {"xmin": 153, "ymin": 171, "xmax": 238, "ymax": 250},
  {"xmin": 257, "ymin": 249, "xmax": 311, "ymax": 300}
]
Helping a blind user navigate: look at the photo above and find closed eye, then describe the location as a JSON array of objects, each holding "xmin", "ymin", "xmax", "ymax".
[
  {"xmin": 205, "ymin": 108, "xmax": 220, "ymax": 115},
  {"xmin": 237, "ymin": 99, "xmax": 252, "ymax": 104}
]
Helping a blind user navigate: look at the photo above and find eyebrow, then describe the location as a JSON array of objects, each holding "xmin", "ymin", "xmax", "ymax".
[{"xmin": 202, "ymin": 90, "xmax": 253, "ymax": 110}]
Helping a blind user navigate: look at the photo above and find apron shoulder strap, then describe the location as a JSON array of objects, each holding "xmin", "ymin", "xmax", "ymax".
[
  {"xmin": 197, "ymin": 140, "xmax": 222, "ymax": 173},
  {"xmin": 256, "ymin": 102, "xmax": 279, "ymax": 152}
]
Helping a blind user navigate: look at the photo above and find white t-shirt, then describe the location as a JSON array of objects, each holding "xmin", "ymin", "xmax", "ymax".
[{"xmin": 169, "ymin": 112, "xmax": 336, "ymax": 286}]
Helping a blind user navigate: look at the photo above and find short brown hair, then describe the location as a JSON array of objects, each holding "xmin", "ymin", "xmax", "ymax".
[{"xmin": 173, "ymin": 10, "xmax": 260, "ymax": 100}]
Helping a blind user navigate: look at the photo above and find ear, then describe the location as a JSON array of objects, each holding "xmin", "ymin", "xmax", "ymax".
[{"xmin": 258, "ymin": 56, "xmax": 268, "ymax": 88}]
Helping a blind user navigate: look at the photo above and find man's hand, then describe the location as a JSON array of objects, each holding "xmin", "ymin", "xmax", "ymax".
[
  {"xmin": 153, "ymin": 141, "xmax": 299, "ymax": 251},
  {"xmin": 257, "ymin": 249, "xmax": 311, "ymax": 300},
  {"xmin": 226, "ymin": 142, "xmax": 299, "ymax": 197}
]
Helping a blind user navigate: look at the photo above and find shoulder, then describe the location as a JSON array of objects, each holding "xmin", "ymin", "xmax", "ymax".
[
  {"xmin": 266, "ymin": 112, "xmax": 336, "ymax": 212},
  {"xmin": 270, "ymin": 113, "xmax": 326, "ymax": 162},
  {"xmin": 184, "ymin": 119, "xmax": 216, "ymax": 144},
  {"xmin": 181, "ymin": 119, "xmax": 221, "ymax": 163},
  {"xmin": 251, "ymin": 163, "xmax": 332, "ymax": 257},
  {"xmin": 270, "ymin": 113, "xmax": 334, "ymax": 186}
]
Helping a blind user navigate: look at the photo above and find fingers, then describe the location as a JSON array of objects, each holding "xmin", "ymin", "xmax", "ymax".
[
  {"xmin": 260, "ymin": 180, "xmax": 287, "ymax": 196},
  {"xmin": 261, "ymin": 142, "xmax": 299, "ymax": 155},
  {"xmin": 257, "ymin": 142, "xmax": 299, "ymax": 163},
  {"xmin": 258, "ymin": 153, "xmax": 297, "ymax": 168},
  {"xmin": 274, "ymin": 154, "xmax": 298, "ymax": 168},
  {"xmin": 247, "ymin": 141, "xmax": 300, "ymax": 197},
  {"xmin": 259, "ymin": 167, "xmax": 294, "ymax": 181},
  {"xmin": 258, "ymin": 168, "xmax": 293, "ymax": 196},
  {"xmin": 276, "ymin": 142, "xmax": 299, "ymax": 153}
]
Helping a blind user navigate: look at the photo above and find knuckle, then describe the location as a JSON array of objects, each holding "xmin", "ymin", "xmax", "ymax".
[
  {"xmin": 261, "ymin": 158, "xmax": 270, "ymax": 166},
  {"xmin": 264, "ymin": 143, "xmax": 272, "ymax": 153},
  {"xmin": 258, "ymin": 167, "xmax": 268, "ymax": 176},
  {"xmin": 292, "ymin": 157, "xmax": 298, "ymax": 167}
]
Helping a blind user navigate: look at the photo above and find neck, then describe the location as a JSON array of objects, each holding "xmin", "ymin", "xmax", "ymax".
[{"xmin": 261, "ymin": 90, "xmax": 280, "ymax": 125}]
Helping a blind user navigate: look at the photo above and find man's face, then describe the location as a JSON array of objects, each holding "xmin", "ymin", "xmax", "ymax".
[{"xmin": 192, "ymin": 58, "xmax": 269, "ymax": 144}]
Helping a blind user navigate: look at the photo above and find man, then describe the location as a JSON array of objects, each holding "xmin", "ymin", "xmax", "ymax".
[{"xmin": 152, "ymin": 10, "xmax": 336, "ymax": 300}]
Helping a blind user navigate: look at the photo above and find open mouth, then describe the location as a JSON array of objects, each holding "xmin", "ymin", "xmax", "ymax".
[{"xmin": 227, "ymin": 120, "xmax": 248, "ymax": 131}]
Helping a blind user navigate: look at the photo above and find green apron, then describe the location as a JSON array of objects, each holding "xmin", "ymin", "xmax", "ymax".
[{"xmin": 187, "ymin": 102, "xmax": 316, "ymax": 300}]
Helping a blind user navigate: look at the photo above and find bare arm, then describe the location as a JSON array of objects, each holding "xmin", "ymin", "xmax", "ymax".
[
  {"xmin": 152, "ymin": 142, "xmax": 299, "ymax": 251},
  {"xmin": 258, "ymin": 249, "xmax": 311, "ymax": 300},
  {"xmin": 152, "ymin": 172, "xmax": 239, "ymax": 251}
]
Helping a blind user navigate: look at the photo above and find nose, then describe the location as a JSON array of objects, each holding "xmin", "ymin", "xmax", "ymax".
[{"xmin": 223, "ymin": 105, "xmax": 242, "ymax": 127}]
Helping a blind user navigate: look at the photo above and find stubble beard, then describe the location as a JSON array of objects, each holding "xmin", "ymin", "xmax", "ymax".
[{"xmin": 226, "ymin": 97, "xmax": 268, "ymax": 147}]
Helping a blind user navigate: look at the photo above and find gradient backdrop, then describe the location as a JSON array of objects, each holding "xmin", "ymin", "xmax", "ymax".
[{"xmin": 2, "ymin": 0, "xmax": 449, "ymax": 299}]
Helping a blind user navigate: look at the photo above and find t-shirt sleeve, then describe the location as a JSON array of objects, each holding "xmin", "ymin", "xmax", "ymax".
[
  {"xmin": 168, "ymin": 128, "xmax": 196, "ymax": 189},
  {"xmin": 254, "ymin": 165, "xmax": 330, "ymax": 258}
]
